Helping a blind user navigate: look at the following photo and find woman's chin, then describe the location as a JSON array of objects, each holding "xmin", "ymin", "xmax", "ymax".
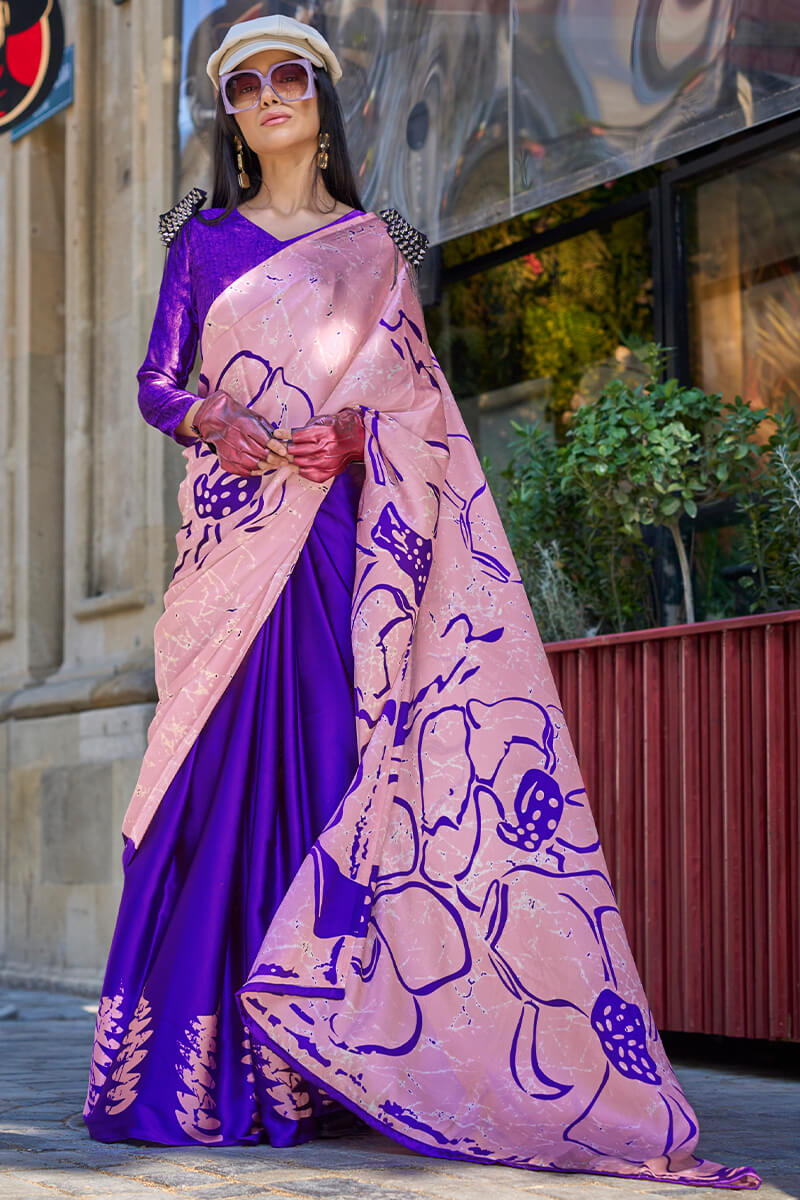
[{"xmin": 251, "ymin": 130, "xmax": 315, "ymax": 158}]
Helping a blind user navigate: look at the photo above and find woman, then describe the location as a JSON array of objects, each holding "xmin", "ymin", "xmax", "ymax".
[{"xmin": 83, "ymin": 14, "xmax": 759, "ymax": 1188}]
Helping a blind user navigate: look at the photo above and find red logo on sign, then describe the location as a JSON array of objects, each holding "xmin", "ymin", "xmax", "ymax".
[{"xmin": 0, "ymin": 1, "xmax": 65, "ymax": 133}]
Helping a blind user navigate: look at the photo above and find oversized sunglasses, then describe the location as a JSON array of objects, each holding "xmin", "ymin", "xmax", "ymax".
[{"xmin": 219, "ymin": 58, "xmax": 316, "ymax": 113}]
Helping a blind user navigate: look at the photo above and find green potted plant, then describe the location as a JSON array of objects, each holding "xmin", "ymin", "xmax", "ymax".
[
  {"xmin": 559, "ymin": 374, "xmax": 768, "ymax": 624},
  {"xmin": 496, "ymin": 345, "xmax": 800, "ymax": 632}
]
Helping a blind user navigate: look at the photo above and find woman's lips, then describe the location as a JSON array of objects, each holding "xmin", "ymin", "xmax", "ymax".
[{"xmin": 261, "ymin": 113, "xmax": 290, "ymax": 126}]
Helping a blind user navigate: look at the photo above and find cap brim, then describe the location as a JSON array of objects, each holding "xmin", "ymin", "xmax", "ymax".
[{"xmin": 218, "ymin": 38, "xmax": 326, "ymax": 79}]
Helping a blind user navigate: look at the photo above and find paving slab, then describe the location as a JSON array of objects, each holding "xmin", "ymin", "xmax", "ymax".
[{"xmin": 0, "ymin": 987, "xmax": 797, "ymax": 1200}]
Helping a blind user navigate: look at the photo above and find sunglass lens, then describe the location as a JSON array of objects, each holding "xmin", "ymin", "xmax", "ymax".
[
  {"xmin": 270, "ymin": 62, "xmax": 310, "ymax": 100},
  {"xmin": 225, "ymin": 71, "xmax": 261, "ymax": 109}
]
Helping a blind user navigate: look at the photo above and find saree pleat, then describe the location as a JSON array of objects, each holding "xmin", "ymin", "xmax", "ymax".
[{"xmin": 84, "ymin": 469, "xmax": 362, "ymax": 1146}]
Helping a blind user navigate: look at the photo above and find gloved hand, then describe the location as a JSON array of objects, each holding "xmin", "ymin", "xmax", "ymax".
[
  {"xmin": 289, "ymin": 408, "xmax": 365, "ymax": 483},
  {"xmin": 191, "ymin": 389, "xmax": 273, "ymax": 477}
]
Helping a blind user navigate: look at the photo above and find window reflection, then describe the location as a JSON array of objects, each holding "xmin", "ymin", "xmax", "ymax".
[
  {"xmin": 179, "ymin": 2, "xmax": 800, "ymax": 245},
  {"xmin": 688, "ymin": 147, "xmax": 800, "ymax": 415},
  {"xmin": 428, "ymin": 209, "xmax": 653, "ymax": 472}
]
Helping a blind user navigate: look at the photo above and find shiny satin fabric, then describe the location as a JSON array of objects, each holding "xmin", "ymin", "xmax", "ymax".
[
  {"xmin": 136, "ymin": 207, "xmax": 364, "ymax": 444},
  {"xmin": 96, "ymin": 215, "xmax": 759, "ymax": 1185},
  {"xmin": 84, "ymin": 470, "xmax": 362, "ymax": 1145}
]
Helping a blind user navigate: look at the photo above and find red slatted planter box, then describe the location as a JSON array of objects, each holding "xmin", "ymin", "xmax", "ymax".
[{"xmin": 545, "ymin": 610, "xmax": 800, "ymax": 1042}]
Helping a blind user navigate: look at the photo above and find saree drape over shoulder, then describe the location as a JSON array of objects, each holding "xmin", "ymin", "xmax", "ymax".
[{"xmin": 87, "ymin": 212, "xmax": 758, "ymax": 1187}]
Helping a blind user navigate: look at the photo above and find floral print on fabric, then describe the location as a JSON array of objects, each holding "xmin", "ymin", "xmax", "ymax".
[
  {"xmin": 84, "ymin": 992, "xmax": 126, "ymax": 1116},
  {"xmin": 119, "ymin": 215, "xmax": 759, "ymax": 1187},
  {"xmin": 175, "ymin": 1012, "xmax": 224, "ymax": 1143},
  {"xmin": 83, "ymin": 991, "xmax": 154, "ymax": 1120},
  {"xmin": 105, "ymin": 995, "xmax": 154, "ymax": 1115}
]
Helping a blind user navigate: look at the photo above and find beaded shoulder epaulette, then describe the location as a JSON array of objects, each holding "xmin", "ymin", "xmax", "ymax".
[
  {"xmin": 379, "ymin": 208, "xmax": 429, "ymax": 268},
  {"xmin": 158, "ymin": 187, "xmax": 208, "ymax": 247}
]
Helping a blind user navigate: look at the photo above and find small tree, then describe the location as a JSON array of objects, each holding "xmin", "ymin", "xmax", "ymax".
[{"xmin": 560, "ymin": 377, "xmax": 769, "ymax": 624}]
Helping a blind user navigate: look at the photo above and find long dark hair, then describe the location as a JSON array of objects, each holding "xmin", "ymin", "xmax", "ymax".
[{"xmin": 198, "ymin": 65, "xmax": 364, "ymax": 223}]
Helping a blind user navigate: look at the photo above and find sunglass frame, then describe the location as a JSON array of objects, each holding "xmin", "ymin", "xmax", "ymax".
[{"xmin": 219, "ymin": 58, "xmax": 317, "ymax": 114}]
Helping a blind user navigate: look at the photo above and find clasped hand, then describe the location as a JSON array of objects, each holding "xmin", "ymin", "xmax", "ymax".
[
  {"xmin": 192, "ymin": 390, "xmax": 364, "ymax": 482},
  {"xmin": 287, "ymin": 408, "xmax": 365, "ymax": 483}
]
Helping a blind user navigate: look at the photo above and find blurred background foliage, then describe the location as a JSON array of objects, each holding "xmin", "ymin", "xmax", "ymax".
[
  {"xmin": 428, "ymin": 175, "xmax": 656, "ymax": 423},
  {"xmin": 489, "ymin": 376, "xmax": 800, "ymax": 642}
]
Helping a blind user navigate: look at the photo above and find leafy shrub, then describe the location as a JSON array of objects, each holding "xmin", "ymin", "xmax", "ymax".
[
  {"xmin": 512, "ymin": 541, "xmax": 590, "ymax": 645},
  {"xmin": 494, "ymin": 350, "xmax": 800, "ymax": 634},
  {"xmin": 492, "ymin": 426, "xmax": 654, "ymax": 637},
  {"xmin": 738, "ymin": 406, "xmax": 800, "ymax": 612},
  {"xmin": 559, "ymin": 380, "xmax": 768, "ymax": 622}
]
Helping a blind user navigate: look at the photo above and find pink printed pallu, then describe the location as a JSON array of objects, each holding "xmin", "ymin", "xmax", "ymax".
[{"xmin": 122, "ymin": 213, "xmax": 759, "ymax": 1187}]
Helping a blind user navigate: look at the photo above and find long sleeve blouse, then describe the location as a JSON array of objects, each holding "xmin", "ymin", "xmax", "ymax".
[{"xmin": 137, "ymin": 206, "xmax": 364, "ymax": 445}]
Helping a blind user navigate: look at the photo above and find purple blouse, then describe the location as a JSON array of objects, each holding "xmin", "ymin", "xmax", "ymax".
[{"xmin": 137, "ymin": 206, "xmax": 364, "ymax": 445}]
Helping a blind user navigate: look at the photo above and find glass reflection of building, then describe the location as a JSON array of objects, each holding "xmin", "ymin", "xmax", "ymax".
[{"xmin": 180, "ymin": 1, "xmax": 800, "ymax": 476}]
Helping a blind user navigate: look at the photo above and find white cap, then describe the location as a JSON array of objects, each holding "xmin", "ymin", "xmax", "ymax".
[{"xmin": 206, "ymin": 15, "xmax": 342, "ymax": 89}]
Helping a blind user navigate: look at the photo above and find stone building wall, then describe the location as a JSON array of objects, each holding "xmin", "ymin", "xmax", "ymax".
[{"xmin": 0, "ymin": 0, "xmax": 184, "ymax": 991}]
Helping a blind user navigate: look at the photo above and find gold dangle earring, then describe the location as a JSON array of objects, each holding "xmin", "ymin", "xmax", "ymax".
[
  {"xmin": 234, "ymin": 134, "xmax": 250, "ymax": 189},
  {"xmin": 317, "ymin": 131, "xmax": 330, "ymax": 171}
]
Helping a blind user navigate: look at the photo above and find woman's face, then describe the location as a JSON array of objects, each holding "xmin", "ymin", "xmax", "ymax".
[{"xmin": 230, "ymin": 48, "xmax": 320, "ymax": 159}]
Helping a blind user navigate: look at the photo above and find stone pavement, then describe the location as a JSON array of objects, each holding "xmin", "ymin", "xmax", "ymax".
[{"xmin": 0, "ymin": 987, "xmax": 796, "ymax": 1200}]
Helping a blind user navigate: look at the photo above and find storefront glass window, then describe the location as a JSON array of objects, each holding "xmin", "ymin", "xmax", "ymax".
[
  {"xmin": 427, "ymin": 206, "xmax": 653, "ymax": 473},
  {"xmin": 178, "ymin": 2, "xmax": 800, "ymax": 246},
  {"xmin": 688, "ymin": 145, "xmax": 800, "ymax": 414}
]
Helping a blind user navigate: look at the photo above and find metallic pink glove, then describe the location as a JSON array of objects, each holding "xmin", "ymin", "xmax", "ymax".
[
  {"xmin": 288, "ymin": 408, "xmax": 365, "ymax": 483},
  {"xmin": 191, "ymin": 389, "xmax": 272, "ymax": 477}
]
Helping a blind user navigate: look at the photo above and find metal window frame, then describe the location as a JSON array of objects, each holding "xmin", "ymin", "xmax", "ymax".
[
  {"xmin": 439, "ymin": 191, "xmax": 652, "ymax": 289},
  {"xmin": 657, "ymin": 110, "xmax": 800, "ymax": 382},
  {"xmin": 433, "ymin": 109, "xmax": 800, "ymax": 388}
]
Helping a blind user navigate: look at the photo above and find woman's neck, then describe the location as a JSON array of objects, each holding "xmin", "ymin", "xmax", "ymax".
[{"xmin": 248, "ymin": 153, "xmax": 335, "ymax": 217}]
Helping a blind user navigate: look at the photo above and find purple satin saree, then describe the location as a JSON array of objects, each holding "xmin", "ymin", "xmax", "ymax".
[
  {"xmin": 85, "ymin": 467, "xmax": 363, "ymax": 1145},
  {"xmin": 84, "ymin": 209, "xmax": 760, "ymax": 1188}
]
